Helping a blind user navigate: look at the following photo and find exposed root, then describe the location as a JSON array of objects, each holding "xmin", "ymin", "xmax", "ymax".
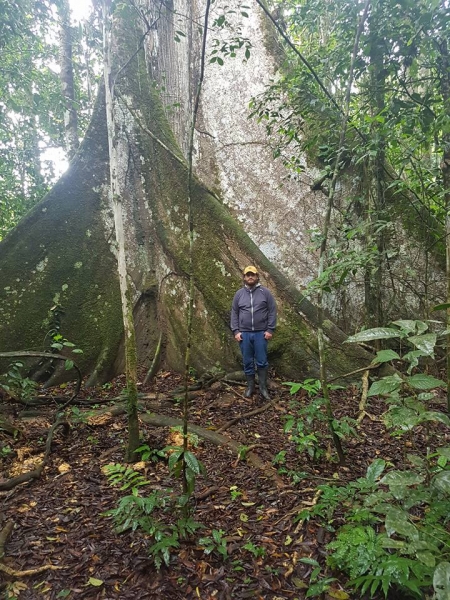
[
  {"xmin": 0, "ymin": 521, "xmax": 14, "ymax": 559},
  {"xmin": 143, "ymin": 332, "xmax": 162, "ymax": 386},
  {"xmin": 137, "ymin": 411, "xmax": 286, "ymax": 488},
  {"xmin": 0, "ymin": 351, "xmax": 82, "ymax": 408}
]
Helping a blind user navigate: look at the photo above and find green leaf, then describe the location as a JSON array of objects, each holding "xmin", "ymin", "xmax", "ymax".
[
  {"xmin": 416, "ymin": 551, "xmax": 436, "ymax": 567},
  {"xmin": 437, "ymin": 447, "xmax": 450, "ymax": 459},
  {"xmin": 184, "ymin": 451, "xmax": 201, "ymax": 475},
  {"xmin": 372, "ymin": 349, "xmax": 400, "ymax": 364},
  {"xmin": 432, "ymin": 303, "xmax": 450, "ymax": 311},
  {"xmin": 345, "ymin": 328, "xmax": 401, "ymax": 343},
  {"xmin": 367, "ymin": 375, "xmax": 402, "ymax": 397},
  {"xmin": 384, "ymin": 507, "xmax": 418, "ymax": 539},
  {"xmin": 408, "ymin": 333, "xmax": 436, "ymax": 356},
  {"xmin": 365, "ymin": 459, "xmax": 386, "ymax": 484},
  {"xmin": 168, "ymin": 448, "xmax": 183, "ymax": 471},
  {"xmin": 64, "ymin": 359, "xmax": 74, "ymax": 371},
  {"xmin": 381, "ymin": 470, "xmax": 424, "ymax": 488},
  {"xmin": 299, "ymin": 557, "xmax": 320, "ymax": 567},
  {"xmin": 419, "ymin": 411, "xmax": 450, "ymax": 426},
  {"xmin": 402, "ymin": 350, "xmax": 426, "ymax": 373},
  {"xmin": 381, "ymin": 538, "xmax": 405, "ymax": 549},
  {"xmin": 406, "ymin": 374, "xmax": 445, "ymax": 390},
  {"xmin": 392, "ymin": 320, "xmax": 427, "ymax": 335},
  {"xmin": 434, "ymin": 562, "xmax": 450, "ymax": 600},
  {"xmin": 88, "ymin": 578, "xmax": 103, "ymax": 587},
  {"xmin": 431, "ymin": 472, "xmax": 450, "ymax": 494}
]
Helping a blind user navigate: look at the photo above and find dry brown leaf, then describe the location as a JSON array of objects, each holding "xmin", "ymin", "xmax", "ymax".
[
  {"xmin": 57, "ymin": 462, "xmax": 71, "ymax": 473},
  {"xmin": 87, "ymin": 414, "xmax": 112, "ymax": 426}
]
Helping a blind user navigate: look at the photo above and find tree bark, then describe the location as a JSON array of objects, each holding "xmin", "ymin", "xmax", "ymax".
[{"xmin": 57, "ymin": 0, "xmax": 79, "ymax": 160}]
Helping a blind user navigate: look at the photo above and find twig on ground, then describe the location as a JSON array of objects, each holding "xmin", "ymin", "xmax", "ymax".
[
  {"xmin": 0, "ymin": 563, "xmax": 64, "ymax": 576},
  {"xmin": 216, "ymin": 395, "xmax": 276, "ymax": 433}
]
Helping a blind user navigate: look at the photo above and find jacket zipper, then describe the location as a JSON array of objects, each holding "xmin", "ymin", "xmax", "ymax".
[{"xmin": 250, "ymin": 289, "xmax": 254, "ymax": 331}]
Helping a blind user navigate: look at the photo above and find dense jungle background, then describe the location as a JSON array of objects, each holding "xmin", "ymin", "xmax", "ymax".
[{"xmin": 1, "ymin": 0, "xmax": 450, "ymax": 598}]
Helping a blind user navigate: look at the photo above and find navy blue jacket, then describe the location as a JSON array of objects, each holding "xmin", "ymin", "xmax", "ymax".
[{"xmin": 230, "ymin": 284, "xmax": 277, "ymax": 334}]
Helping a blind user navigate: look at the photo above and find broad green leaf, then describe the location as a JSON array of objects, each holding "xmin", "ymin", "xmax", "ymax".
[
  {"xmin": 419, "ymin": 411, "xmax": 450, "ymax": 427},
  {"xmin": 385, "ymin": 507, "xmax": 418, "ymax": 539},
  {"xmin": 383, "ymin": 407, "xmax": 419, "ymax": 431},
  {"xmin": 88, "ymin": 578, "xmax": 103, "ymax": 587},
  {"xmin": 372, "ymin": 349, "xmax": 400, "ymax": 364},
  {"xmin": 406, "ymin": 454, "xmax": 425, "ymax": 468},
  {"xmin": 381, "ymin": 470, "xmax": 424, "ymax": 487},
  {"xmin": 367, "ymin": 375, "xmax": 402, "ymax": 397},
  {"xmin": 416, "ymin": 551, "xmax": 436, "ymax": 567},
  {"xmin": 392, "ymin": 320, "xmax": 428, "ymax": 335},
  {"xmin": 345, "ymin": 328, "xmax": 401, "ymax": 343},
  {"xmin": 431, "ymin": 472, "xmax": 450, "ymax": 494},
  {"xmin": 406, "ymin": 374, "xmax": 445, "ymax": 390},
  {"xmin": 403, "ymin": 350, "xmax": 427, "ymax": 374},
  {"xmin": 434, "ymin": 562, "xmax": 450, "ymax": 600},
  {"xmin": 437, "ymin": 447, "xmax": 450, "ymax": 459},
  {"xmin": 408, "ymin": 333, "xmax": 436, "ymax": 356},
  {"xmin": 184, "ymin": 451, "xmax": 201, "ymax": 475},
  {"xmin": 64, "ymin": 359, "xmax": 74, "ymax": 371},
  {"xmin": 366, "ymin": 459, "xmax": 386, "ymax": 484}
]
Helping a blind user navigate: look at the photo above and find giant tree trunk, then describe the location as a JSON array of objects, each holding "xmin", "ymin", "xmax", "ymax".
[{"xmin": 0, "ymin": 1, "xmax": 376, "ymax": 386}]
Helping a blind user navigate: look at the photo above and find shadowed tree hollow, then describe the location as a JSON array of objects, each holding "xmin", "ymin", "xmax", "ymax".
[{"xmin": 0, "ymin": 1, "xmax": 376, "ymax": 386}]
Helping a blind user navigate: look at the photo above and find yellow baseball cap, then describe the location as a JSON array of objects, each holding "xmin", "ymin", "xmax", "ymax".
[{"xmin": 243, "ymin": 266, "xmax": 258, "ymax": 275}]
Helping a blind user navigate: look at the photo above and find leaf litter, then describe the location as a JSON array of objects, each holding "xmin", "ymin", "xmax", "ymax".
[{"xmin": 0, "ymin": 369, "xmax": 448, "ymax": 599}]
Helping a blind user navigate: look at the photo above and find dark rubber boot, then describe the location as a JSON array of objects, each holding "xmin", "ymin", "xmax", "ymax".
[
  {"xmin": 257, "ymin": 368, "xmax": 271, "ymax": 401},
  {"xmin": 244, "ymin": 375, "xmax": 255, "ymax": 398}
]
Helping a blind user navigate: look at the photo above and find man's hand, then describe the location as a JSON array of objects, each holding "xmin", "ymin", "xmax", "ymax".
[
  {"xmin": 264, "ymin": 331, "xmax": 273, "ymax": 340},
  {"xmin": 234, "ymin": 332, "xmax": 243, "ymax": 342}
]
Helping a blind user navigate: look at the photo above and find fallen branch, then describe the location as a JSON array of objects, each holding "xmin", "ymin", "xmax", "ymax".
[
  {"xmin": 138, "ymin": 412, "xmax": 285, "ymax": 488},
  {"xmin": 67, "ymin": 403, "xmax": 285, "ymax": 486},
  {"xmin": 328, "ymin": 362, "xmax": 381, "ymax": 383}
]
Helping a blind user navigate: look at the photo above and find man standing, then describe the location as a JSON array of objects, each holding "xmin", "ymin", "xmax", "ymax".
[{"xmin": 230, "ymin": 266, "xmax": 277, "ymax": 400}]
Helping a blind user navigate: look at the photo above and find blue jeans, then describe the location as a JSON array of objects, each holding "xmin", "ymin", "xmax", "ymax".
[{"xmin": 239, "ymin": 331, "xmax": 268, "ymax": 375}]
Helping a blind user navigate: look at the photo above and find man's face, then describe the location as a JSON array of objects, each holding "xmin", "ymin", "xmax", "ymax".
[{"xmin": 244, "ymin": 272, "xmax": 258, "ymax": 287}]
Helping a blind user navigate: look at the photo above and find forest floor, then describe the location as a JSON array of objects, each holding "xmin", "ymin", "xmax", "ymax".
[{"xmin": 0, "ymin": 369, "xmax": 448, "ymax": 600}]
